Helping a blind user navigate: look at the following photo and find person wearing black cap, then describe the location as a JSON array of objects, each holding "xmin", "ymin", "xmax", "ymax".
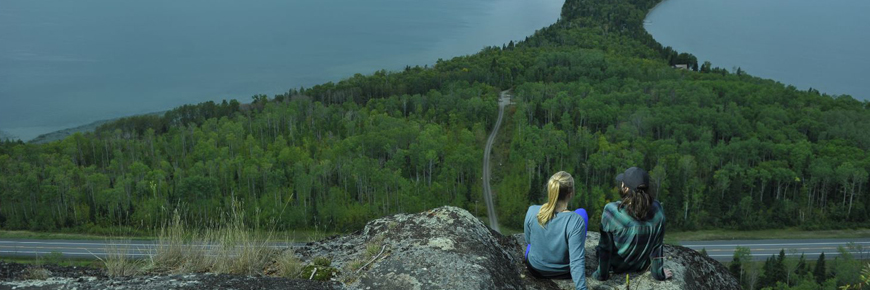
[{"xmin": 592, "ymin": 167, "xmax": 673, "ymax": 281}]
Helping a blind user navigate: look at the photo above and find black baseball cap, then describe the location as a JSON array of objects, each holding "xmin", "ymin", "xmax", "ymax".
[{"xmin": 616, "ymin": 167, "xmax": 649, "ymax": 192}]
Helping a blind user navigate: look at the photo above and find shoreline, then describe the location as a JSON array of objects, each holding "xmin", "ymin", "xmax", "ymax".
[
  {"xmin": 641, "ymin": 0, "xmax": 867, "ymax": 100},
  {"xmin": 19, "ymin": 111, "xmax": 167, "ymax": 144},
  {"xmin": 0, "ymin": 0, "xmax": 565, "ymax": 145}
]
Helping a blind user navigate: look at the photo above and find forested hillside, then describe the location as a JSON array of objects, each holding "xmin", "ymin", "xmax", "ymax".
[{"xmin": 1, "ymin": 0, "xmax": 869, "ymax": 236}]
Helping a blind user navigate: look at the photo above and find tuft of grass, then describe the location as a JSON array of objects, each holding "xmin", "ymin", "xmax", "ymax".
[
  {"xmin": 338, "ymin": 260, "xmax": 365, "ymax": 284},
  {"xmin": 338, "ymin": 236, "xmax": 388, "ymax": 283},
  {"xmin": 148, "ymin": 203, "xmax": 279, "ymax": 276},
  {"xmin": 23, "ymin": 267, "xmax": 51, "ymax": 280},
  {"xmin": 364, "ymin": 235, "xmax": 386, "ymax": 259},
  {"xmin": 100, "ymin": 242, "xmax": 144, "ymax": 277},
  {"xmin": 365, "ymin": 243, "xmax": 382, "ymax": 259},
  {"xmin": 346, "ymin": 260, "xmax": 364, "ymax": 272},
  {"xmin": 149, "ymin": 211, "xmax": 205, "ymax": 273},
  {"xmin": 207, "ymin": 215, "xmax": 278, "ymax": 276},
  {"xmin": 21, "ymin": 253, "xmax": 51, "ymax": 280},
  {"xmin": 276, "ymin": 250, "xmax": 304, "ymax": 279}
]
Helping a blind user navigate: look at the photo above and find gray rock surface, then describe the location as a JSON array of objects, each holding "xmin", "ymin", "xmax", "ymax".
[
  {"xmin": 296, "ymin": 206, "xmax": 532, "ymax": 290},
  {"xmin": 297, "ymin": 206, "xmax": 740, "ymax": 290},
  {"xmin": 0, "ymin": 262, "xmax": 339, "ymax": 290},
  {"xmin": 0, "ymin": 272, "xmax": 340, "ymax": 290}
]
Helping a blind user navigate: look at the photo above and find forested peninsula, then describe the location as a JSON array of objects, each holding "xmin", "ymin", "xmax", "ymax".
[{"xmin": 1, "ymin": 0, "xmax": 869, "ymax": 238}]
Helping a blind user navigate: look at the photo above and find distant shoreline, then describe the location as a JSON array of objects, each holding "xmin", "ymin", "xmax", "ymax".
[
  {"xmin": 26, "ymin": 111, "xmax": 166, "ymax": 144},
  {"xmin": 1, "ymin": 0, "xmax": 563, "ymax": 146},
  {"xmin": 643, "ymin": 0, "xmax": 868, "ymax": 100}
]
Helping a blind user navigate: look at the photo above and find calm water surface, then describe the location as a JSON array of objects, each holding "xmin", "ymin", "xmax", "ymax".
[
  {"xmin": 0, "ymin": 0, "xmax": 562, "ymax": 141},
  {"xmin": 645, "ymin": 0, "xmax": 870, "ymax": 101}
]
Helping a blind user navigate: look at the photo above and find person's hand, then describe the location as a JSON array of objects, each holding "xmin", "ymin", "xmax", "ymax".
[{"xmin": 664, "ymin": 269, "xmax": 673, "ymax": 279}]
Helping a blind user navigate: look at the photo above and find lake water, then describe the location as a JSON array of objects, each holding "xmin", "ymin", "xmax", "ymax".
[
  {"xmin": 645, "ymin": 0, "xmax": 870, "ymax": 101},
  {"xmin": 0, "ymin": 0, "xmax": 562, "ymax": 141}
]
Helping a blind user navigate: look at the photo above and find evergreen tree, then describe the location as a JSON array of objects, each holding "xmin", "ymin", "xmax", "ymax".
[
  {"xmin": 700, "ymin": 61, "xmax": 712, "ymax": 73},
  {"xmin": 795, "ymin": 253, "xmax": 807, "ymax": 276},
  {"xmin": 758, "ymin": 255, "xmax": 776, "ymax": 289},
  {"xmin": 772, "ymin": 249, "xmax": 787, "ymax": 285},
  {"xmin": 813, "ymin": 252, "xmax": 826, "ymax": 284},
  {"xmin": 700, "ymin": 248, "xmax": 708, "ymax": 257}
]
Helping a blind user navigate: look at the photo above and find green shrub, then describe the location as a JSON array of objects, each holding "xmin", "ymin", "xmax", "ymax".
[
  {"xmin": 312, "ymin": 256, "xmax": 332, "ymax": 267},
  {"xmin": 300, "ymin": 265, "xmax": 337, "ymax": 281}
]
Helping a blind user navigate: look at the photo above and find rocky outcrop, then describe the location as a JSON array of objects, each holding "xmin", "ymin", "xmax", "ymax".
[
  {"xmin": 1, "ymin": 206, "xmax": 739, "ymax": 290},
  {"xmin": 0, "ymin": 262, "xmax": 340, "ymax": 290},
  {"xmin": 297, "ymin": 206, "xmax": 740, "ymax": 290},
  {"xmin": 296, "ymin": 206, "xmax": 533, "ymax": 289}
]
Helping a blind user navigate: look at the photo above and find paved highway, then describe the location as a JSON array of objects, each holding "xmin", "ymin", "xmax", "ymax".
[
  {"xmin": 3, "ymin": 237, "xmax": 867, "ymax": 262},
  {"xmin": 681, "ymin": 238, "xmax": 870, "ymax": 261}
]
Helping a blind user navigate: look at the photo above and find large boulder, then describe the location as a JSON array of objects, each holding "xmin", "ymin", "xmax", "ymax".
[
  {"xmin": 296, "ymin": 206, "xmax": 535, "ymax": 289},
  {"xmin": 296, "ymin": 206, "xmax": 741, "ymax": 290}
]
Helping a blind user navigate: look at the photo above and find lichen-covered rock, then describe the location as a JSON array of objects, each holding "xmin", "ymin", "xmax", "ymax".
[
  {"xmin": 296, "ymin": 206, "xmax": 530, "ymax": 290},
  {"xmin": 0, "ymin": 262, "xmax": 340, "ymax": 290},
  {"xmin": 297, "ymin": 206, "xmax": 740, "ymax": 290}
]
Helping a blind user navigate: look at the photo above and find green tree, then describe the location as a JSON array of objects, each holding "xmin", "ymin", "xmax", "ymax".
[
  {"xmin": 700, "ymin": 61, "xmax": 712, "ymax": 73},
  {"xmin": 813, "ymin": 252, "xmax": 826, "ymax": 284},
  {"xmin": 794, "ymin": 253, "xmax": 808, "ymax": 277},
  {"xmin": 730, "ymin": 246, "xmax": 751, "ymax": 286}
]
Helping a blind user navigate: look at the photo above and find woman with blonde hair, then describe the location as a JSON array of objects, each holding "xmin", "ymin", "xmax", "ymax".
[{"xmin": 523, "ymin": 171, "xmax": 588, "ymax": 290}]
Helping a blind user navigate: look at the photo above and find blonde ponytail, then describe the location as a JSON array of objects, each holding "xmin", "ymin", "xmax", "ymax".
[{"xmin": 537, "ymin": 171, "xmax": 574, "ymax": 227}]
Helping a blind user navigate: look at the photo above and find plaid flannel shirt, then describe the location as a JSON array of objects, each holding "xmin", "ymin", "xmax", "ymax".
[{"xmin": 595, "ymin": 200, "xmax": 666, "ymax": 281}]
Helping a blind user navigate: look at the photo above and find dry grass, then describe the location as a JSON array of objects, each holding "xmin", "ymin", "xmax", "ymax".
[
  {"xmin": 23, "ymin": 267, "xmax": 51, "ymax": 280},
  {"xmin": 22, "ymin": 253, "xmax": 52, "ymax": 280},
  {"xmin": 149, "ymin": 212, "xmax": 206, "ymax": 273},
  {"xmin": 147, "ymin": 205, "xmax": 279, "ymax": 276},
  {"xmin": 338, "ymin": 236, "xmax": 387, "ymax": 283},
  {"xmin": 207, "ymin": 215, "xmax": 278, "ymax": 275},
  {"xmin": 100, "ymin": 243, "xmax": 144, "ymax": 277},
  {"xmin": 365, "ymin": 243, "xmax": 382, "ymax": 258},
  {"xmin": 345, "ymin": 260, "xmax": 364, "ymax": 272},
  {"xmin": 88, "ymin": 201, "xmax": 327, "ymax": 278},
  {"xmin": 275, "ymin": 249, "xmax": 304, "ymax": 278}
]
